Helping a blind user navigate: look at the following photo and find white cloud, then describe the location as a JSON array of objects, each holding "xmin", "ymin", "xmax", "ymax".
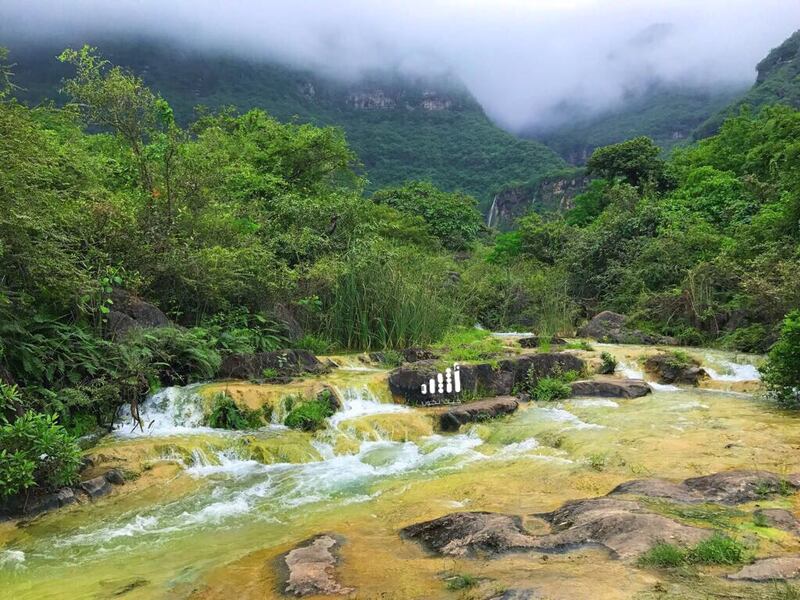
[{"xmin": 2, "ymin": 0, "xmax": 798, "ymax": 130}]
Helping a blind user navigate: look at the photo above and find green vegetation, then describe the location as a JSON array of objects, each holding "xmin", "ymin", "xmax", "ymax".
[
  {"xmin": 0, "ymin": 407, "xmax": 82, "ymax": 498},
  {"xmin": 637, "ymin": 534, "xmax": 747, "ymax": 569},
  {"xmin": 435, "ymin": 328, "xmax": 505, "ymax": 363},
  {"xmin": 444, "ymin": 573, "xmax": 479, "ymax": 591},
  {"xmin": 762, "ymin": 311, "xmax": 800, "ymax": 407},
  {"xmin": 283, "ymin": 390, "xmax": 337, "ymax": 432},
  {"xmin": 10, "ymin": 40, "xmax": 564, "ymax": 208},
  {"xmin": 205, "ymin": 393, "xmax": 263, "ymax": 430},
  {"xmin": 518, "ymin": 366, "xmax": 578, "ymax": 402},
  {"xmin": 599, "ymin": 352, "xmax": 618, "ymax": 375}
]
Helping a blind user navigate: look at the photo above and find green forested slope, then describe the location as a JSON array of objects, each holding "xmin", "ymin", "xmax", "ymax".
[
  {"xmin": 9, "ymin": 39, "xmax": 565, "ymax": 207},
  {"xmin": 695, "ymin": 29, "xmax": 800, "ymax": 138}
]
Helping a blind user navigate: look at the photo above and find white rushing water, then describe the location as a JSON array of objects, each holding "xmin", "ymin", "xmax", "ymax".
[
  {"xmin": 703, "ymin": 356, "xmax": 761, "ymax": 382},
  {"xmin": 617, "ymin": 361, "xmax": 680, "ymax": 392},
  {"xmin": 113, "ymin": 385, "xmax": 217, "ymax": 437}
]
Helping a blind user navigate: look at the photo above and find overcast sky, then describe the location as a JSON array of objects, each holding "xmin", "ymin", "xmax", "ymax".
[{"xmin": 2, "ymin": 0, "xmax": 798, "ymax": 130}]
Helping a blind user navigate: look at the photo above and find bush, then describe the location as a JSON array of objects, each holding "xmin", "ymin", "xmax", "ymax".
[
  {"xmin": 284, "ymin": 390, "xmax": 336, "ymax": 431},
  {"xmin": 763, "ymin": 311, "xmax": 800, "ymax": 407},
  {"xmin": 637, "ymin": 542, "xmax": 686, "ymax": 568},
  {"xmin": 599, "ymin": 351, "xmax": 618, "ymax": 375},
  {"xmin": 205, "ymin": 393, "xmax": 263, "ymax": 430},
  {"xmin": 294, "ymin": 334, "xmax": 333, "ymax": 355},
  {"xmin": 686, "ymin": 534, "xmax": 746, "ymax": 565},
  {"xmin": 0, "ymin": 411, "xmax": 81, "ymax": 497},
  {"xmin": 532, "ymin": 377, "xmax": 572, "ymax": 402}
]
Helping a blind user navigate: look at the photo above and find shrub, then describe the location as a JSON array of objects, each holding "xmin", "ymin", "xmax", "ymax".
[
  {"xmin": 380, "ymin": 350, "xmax": 404, "ymax": 368},
  {"xmin": 445, "ymin": 573, "xmax": 478, "ymax": 591},
  {"xmin": 294, "ymin": 334, "xmax": 333, "ymax": 355},
  {"xmin": 637, "ymin": 542, "xmax": 686, "ymax": 568},
  {"xmin": 686, "ymin": 534, "xmax": 746, "ymax": 565},
  {"xmin": 599, "ymin": 351, "xmax": 618, "ymax": 375},
  {"xmin": 205, "ymin": 393, "xmax": 262, "ymax": 430},
  {"xmin": 284, "ymin": 390, "xmax": 336, "ymax": 431},
  {"xmin": 0, "ymin": 411, "xmax": 81, "ymax": 497},
  {"xmin": 532, "ymin": 377, "xmax": 572, "ymax": 402},
  {"xmin": 762, "ymin": 311, "xmax": 800, "ymax": 407}
]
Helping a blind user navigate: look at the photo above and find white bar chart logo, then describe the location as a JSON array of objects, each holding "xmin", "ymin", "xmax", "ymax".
[{"xmin": 421, "ymin": 363, "xmax": 462, "ymax": 396}]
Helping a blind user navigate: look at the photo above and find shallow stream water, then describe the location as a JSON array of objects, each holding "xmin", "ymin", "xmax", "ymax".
[{"xmin": 1, "ymin": 344, "xmax": 797, "ymax": 599}]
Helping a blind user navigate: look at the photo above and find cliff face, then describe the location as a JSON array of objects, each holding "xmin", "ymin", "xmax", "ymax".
[{"xmin": 487, "ymin": 172, "xmax": 589, "ymax": 230}]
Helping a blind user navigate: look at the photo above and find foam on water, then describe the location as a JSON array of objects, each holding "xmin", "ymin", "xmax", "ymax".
[
  {"xmin": 570, "ymin": 399, "xmax": 619, "ymax": 408},
  {"xmin": 649, "ymin": 382, "xmax": 681, "ymax": 392},
  {"xmin": 0, "ymin": 550, "xmax": 25, "ymax": 570},
  {"xmin": 617, "ymin": 361, "xmax": 680, "ymax": 392},
  {"xmin": 327, "ymin": 386, "xmax": 411, "ymax": 428},
  {"xmin": 114, "ymin": 385, "xmax": 217, "ymax": 437},
  {"xmin": 536, "ymin": 406, "xmax": 605, "ymax": 430},
  {"xmin": 704, "ymin": 358, "xmax": 760, "ymax": 382}
]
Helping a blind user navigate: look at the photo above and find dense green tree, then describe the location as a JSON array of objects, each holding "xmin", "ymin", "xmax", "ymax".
[{"xmin": 587, "ymin": 136, "xmax": 671, "ymax": 190}]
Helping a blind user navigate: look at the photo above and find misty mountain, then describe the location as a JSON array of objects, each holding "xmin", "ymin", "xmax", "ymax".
[
  {"xmin": 7, "ymin": 39, "xmax": 565, "ymax": 208},
  {"xmin": 695, "ymin": 28, "xmax": 800, "ymax": 138},
  {"xmin": 526, "ymin": 84, "xmax": 744, "ymax": 165}
]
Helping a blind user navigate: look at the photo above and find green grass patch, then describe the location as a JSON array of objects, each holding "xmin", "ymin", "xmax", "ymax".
[
  {"xmin": 435, "ymin": 327, "xmax": 505, "ymax": 363},
  {"xmin": 531, "ymin": 377, "xmax": 572, "ymax": 401},
  {"xmin": 637, "ymin": 534, "xmax": 747, "ymax": 569},
  {"xmin": 637, "ymin": 542, "xmax": 686, "ymax": 568},
  {"xmin": 205, "ymin": 393, "xmax": 264, "ymax": 430},
  {"xmin": 283, "ymin": 390, "xmax": 337, "ymax": 432},
  {"xmin": 565, "ymin": 340, "xmax": 594, "ymax": 351},
  {"xmin": 444, "ymin": 573, "xmax": 479, "ymax": 591}
]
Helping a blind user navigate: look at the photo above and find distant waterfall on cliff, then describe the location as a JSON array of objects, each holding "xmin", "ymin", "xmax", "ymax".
[{"xmin": 486, "ymin": 194, "xmax": 499, "ymax": 228}]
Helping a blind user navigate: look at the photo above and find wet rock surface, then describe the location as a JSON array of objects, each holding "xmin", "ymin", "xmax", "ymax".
[
  {"xmin": 533, "ymin": 497, "xmax": 711, "ymax": 560},
  {"xmin": 218, "ymin": 349, "xmax": 329, "ymax": 380},
  {"xmin": 79, "ymin": 475, "xmax": 113, "ymax": 499},
  {"xmin": 402, "ymin": 499, "xmax": 711, "ymax": 561},
  {"xmin": 644, "ymin": 352, "xmax": 707, "ymax": 385},
  {"xmin": 609, "ymin": 470, "xmax": 800, "ymax": 505},
  {"xmin": 754, "ymin": 508, "xmax": 800, "ymax": 536},
  {"xmin": 727, "ymin": 555, "xmax": 800, "ymax": 581},
  {"xmin": 282, "ymin": 534, "xmax": 353, "ymax": 596},
  {"xmin": 578, "ymin": 311, "xmax": 676, "ymax": 345},
  {"xmin": 569, "ymin": 377, "xmax": 651, "ymax": 398},
  {"xmin": 401, "ymin": 512, "xmax": 538, "ymax": 557},
  {"xmin": 487, "ymin": 590, "xmax": 541, "ymax": 600},
  {"xmin": 518, "ymin": 336, "xmax": 567, "ymax": 348},
  {"xmin": 439, "ymin": 397, "xmax": 519, "ymax": 432},
  {"xmin": 388, "ymin": 353, "xmax": 585, "ymax": 405}
]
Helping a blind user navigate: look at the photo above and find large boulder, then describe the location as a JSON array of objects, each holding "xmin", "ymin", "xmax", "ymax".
[
  {"xmin": 106, "ymin": 289, "xmax": 171, "ymax": 338},
  {"xmin": 401, "ymin": 512, "xmax": 538, "ymax": 557},
  {"xmin": 578, "ymin": 311, "xmax": 676, "ymax": 345},
  {"xmin": 644, "ymin": 353, "xmax": 707, "ymax": 385},
  {"xmin": 439, "ymin": 397, "xmax": 519, "ymax": 432},
  {"xmin": 218, "ymin": 349, "xmax": 329, "ymax": 380},
  {"xmin": 388, "ymin": 353, "xmax": 585, "ymax": 405},
  {"xmin": 281, "ymin": 534, "xmax": 353, "ymax": 596},
  {"xmin": 569, "ymin": 377, "xmax": 651, "ymax": 399}
]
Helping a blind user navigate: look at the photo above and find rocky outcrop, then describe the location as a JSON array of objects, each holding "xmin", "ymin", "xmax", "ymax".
[
  {"xmin": 569, "ymin": 377, "xmax": 651, "ymax": 399},
  {"xmin": 578, "ymin": 311, "xmax": 676, "ymax": 345},
  {"xmin": 727, "ymin": 555, "xmax": 800, "ymax": 581},
  {"xmin": 282, "ymin": 534, "xmax": 353, "ymax": 596},
  {"xmin": 105, "ymin": 289, "xmax": 171, "ymax": 338},
  {"xmin": 488, "ymin": 591, "xmax": 541, "ymax": 600},
  {"xmin": 609, "ymin": 470, "xmax": 800, "ymax": 505},
  {"xmin": 0, "ymin": 469, "xmax": 125, "ymax": 520},
  {"xmin": 518, "ymin": 336, "xmax": 567, "ymax": 348},
  {"xmin": 218, "ymin": 349, "xmax": 329, "ymax": 380},
  {"xmin": 401, "ymin": 498, "xmax": 711, "ymax": 561},
  {"xmin": 401, "ymin": 512, "xmax": 538, "ymax": 558},
  {"xmin": 388, "ymin": 353, "xmax": 585, "ymax": 405},
  {"xmin": 644, "ymin": 353, "xmax": 707, "ymax": 385},
  {"xmin": 754, "ymin": 509, "xmax": 800, "ymax": 536},
  {"xmin": 439, "ymin": 397, "xmax": 519, "ymax": 432},
  {"xmin": 533, "ymin": 497, "xmax": 711, "ymax": 560}
]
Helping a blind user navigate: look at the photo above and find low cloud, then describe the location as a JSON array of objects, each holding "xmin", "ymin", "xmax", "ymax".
[{"xmin": 2, "ymin": 0, "xmax": 798, "ymax": 130}]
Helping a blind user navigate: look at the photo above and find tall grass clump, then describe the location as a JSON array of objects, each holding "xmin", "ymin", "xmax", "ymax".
[{"xmin": 322, "ymin": 244, "xmax": 460, "ymax": 350}]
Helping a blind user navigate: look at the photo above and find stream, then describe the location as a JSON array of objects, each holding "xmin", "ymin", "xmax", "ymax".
[{"xmin": 1, "ymin": 343, "xmax": 796, "ymax": 599}]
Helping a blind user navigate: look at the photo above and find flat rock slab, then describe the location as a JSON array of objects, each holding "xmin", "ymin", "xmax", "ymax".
[
  {"xmin": 755, "ymin": 509, "xmax": 800, "ymax": 536},
  {"xmin": 401, "ymin": 499, "xmax": 711, "ymax": 562},
  {"xmin": 401, "ymin": 512, "xmax": 538, "ymax": 558},
  {"xmin": 727, "ymin": 555, "xmax": 800, "ymax": 581},
  {"xmin": 534, "ymin": 497, "xmax": 711, "ymax": 560},
  {"xmin": 570, "ymin": 377, "xmax": 651, "ymax": 399},
  {"xmin": 439, "ymin": 397, "xmax": 519, "ymax": 432},
  {"xmin": 283, "ymin": 534, "xmax": 353, "ymax": 596},
  {"xmin": 80, "ymin": 475, "xmax": 113, "ymax": 499},
  {"xmin": 609, "ymin": 470, "xmax": 800, "ymax": 505}
]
